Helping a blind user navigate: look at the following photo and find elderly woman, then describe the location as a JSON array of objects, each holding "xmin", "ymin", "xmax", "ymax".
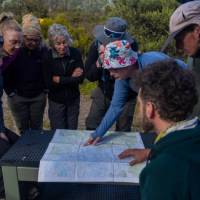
[
  {"xmin": 47, "ymin": 24, "xmax": 84, "ymax": 130},
  {"xmin": 3, "ymin": 14, "xmax": 48, "ymax": 133},
  {"xmin": 0, "ymin": 12, "xmax": 21, "ymax": 198},
  {"xmin": 0, "ymin": 12, "xmax": 21, "ymax": 151}
]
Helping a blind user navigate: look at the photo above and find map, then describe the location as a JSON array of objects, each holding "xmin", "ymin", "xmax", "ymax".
[{"xmin": 38, "ymin": 129, "xmax": 145, "ymax": 183}]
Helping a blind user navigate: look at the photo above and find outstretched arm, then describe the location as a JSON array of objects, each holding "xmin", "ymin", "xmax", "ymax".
[{"xmin": 84, "ymin": 79, "xmax": 130, "ymax": 145}]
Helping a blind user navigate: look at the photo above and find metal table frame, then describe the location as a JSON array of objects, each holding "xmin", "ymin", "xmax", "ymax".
[
  {"xmin": 2, "ymin": 166, "xmax": 38, "ymax": 199},
  {"xmin": 0, "ymin": 131, "xmax": 155, "ymax": 200}
]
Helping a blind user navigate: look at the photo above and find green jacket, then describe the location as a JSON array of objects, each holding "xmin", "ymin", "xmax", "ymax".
[{"xmin": 140, "ymin": 124, "xmax": 200, "ymax": 200}]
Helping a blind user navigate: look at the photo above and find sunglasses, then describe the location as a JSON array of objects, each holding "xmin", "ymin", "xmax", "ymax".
[{"xmin": 104, "ymin": 27, "xmax": 124, "ymax": 38}]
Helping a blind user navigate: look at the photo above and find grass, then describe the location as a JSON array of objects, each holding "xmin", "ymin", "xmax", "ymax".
[{"xmin": 80, "ymin": 80, "xmax": 96, "ymax": 96}]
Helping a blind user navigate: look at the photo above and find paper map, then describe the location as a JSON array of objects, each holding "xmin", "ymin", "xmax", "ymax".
[{"xmin": 38, "ymin": 130, "xmax": 145, "ymax": 183}]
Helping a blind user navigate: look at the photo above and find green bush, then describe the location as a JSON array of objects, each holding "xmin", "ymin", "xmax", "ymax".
[
  {"xmin": 108, "ymin": 0, "xmax": 179, "ymax": 53},
  {"xmin": 80, "ymin": 80, "xmax": 97, "ymax": 96},
  {"xmin": 1, "ymin": 0, "xmax": 180, "ymax": 56}
]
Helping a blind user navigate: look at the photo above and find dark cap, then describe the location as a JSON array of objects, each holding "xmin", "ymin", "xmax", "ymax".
[{"xmin": 93, "ymin": 17, "xmax": 134, "ymax": 45}]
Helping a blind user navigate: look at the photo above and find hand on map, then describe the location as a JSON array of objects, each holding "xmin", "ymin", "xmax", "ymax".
[
  {"xmin": 83, "ymin": 136, "xmax": 101, "ymax": 146},
  {"xmin": 118, "ymin": 148, "xmax": 151, "ymax": 166}
]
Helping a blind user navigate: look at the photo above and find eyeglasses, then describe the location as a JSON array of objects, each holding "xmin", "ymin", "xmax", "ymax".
[{"xmin": 104, "ymin": 27, "xmax": 124, "ymax": 38}]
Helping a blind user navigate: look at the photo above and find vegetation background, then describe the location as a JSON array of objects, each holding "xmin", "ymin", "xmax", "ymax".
[
  {"xmin": 0, "ymin": 0, "xmax": 179, "ymax": 55},
  {"xmin": 0, "ymin": 0, "xmax": 182, "ymax": 131}
]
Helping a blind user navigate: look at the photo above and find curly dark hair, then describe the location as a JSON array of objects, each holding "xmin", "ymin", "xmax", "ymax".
[{"xmin": 136, "ymin": 59, "xmax": 198, "ymax": 122}]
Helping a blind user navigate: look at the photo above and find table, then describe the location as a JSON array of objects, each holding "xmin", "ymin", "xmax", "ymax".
[{"xmin": 0, "ymin": 130, "xmax": 155, "ymax": 200}]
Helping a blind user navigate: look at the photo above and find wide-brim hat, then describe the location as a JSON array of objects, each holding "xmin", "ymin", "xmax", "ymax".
[{"xmin": 103, "ymin": 40, "xmax": 138, "ymax": 69}]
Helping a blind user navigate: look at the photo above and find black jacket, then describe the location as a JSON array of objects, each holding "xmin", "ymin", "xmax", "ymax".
[
  {"xmin": 3, "ymin": 46, "xmax": 48, "ymax": 98},
  {"xmin": 85, "ymin": 40, "xmax": 138, "ymax": 99},
  {"xmin": 45, "ymin": 47, "xmax": 84, "ymax": 105}
]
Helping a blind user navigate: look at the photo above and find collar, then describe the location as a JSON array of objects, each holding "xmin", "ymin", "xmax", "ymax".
[{"xmin": 155, "ymin": 117, "xmax": 199, "ymax": 143}]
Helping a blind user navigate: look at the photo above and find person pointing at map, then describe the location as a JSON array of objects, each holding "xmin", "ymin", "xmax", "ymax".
[{"xmin": 84, "ymin": 39, "xmax": 187, "ymax": 147}]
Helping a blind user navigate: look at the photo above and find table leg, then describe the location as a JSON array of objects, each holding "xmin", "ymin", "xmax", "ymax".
[{"xmin": 2, "ymin": 166, "xmax": 20, "ymax": 200}]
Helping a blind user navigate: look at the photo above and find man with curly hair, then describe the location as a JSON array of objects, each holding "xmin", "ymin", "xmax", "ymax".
[{"xmin": 119, "ymin": 60, "xmax": 200, "ymax": 200}]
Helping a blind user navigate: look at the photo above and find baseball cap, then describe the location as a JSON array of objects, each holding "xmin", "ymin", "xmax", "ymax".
[{"xmin": 93, "ymin": 17, "xmax": 134, "ymax": 45}]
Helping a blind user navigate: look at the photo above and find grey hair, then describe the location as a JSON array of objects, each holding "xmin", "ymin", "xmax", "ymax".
[{"xmin": 48, "ymin": 23, "xmax": 73, "ymax": 47}]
